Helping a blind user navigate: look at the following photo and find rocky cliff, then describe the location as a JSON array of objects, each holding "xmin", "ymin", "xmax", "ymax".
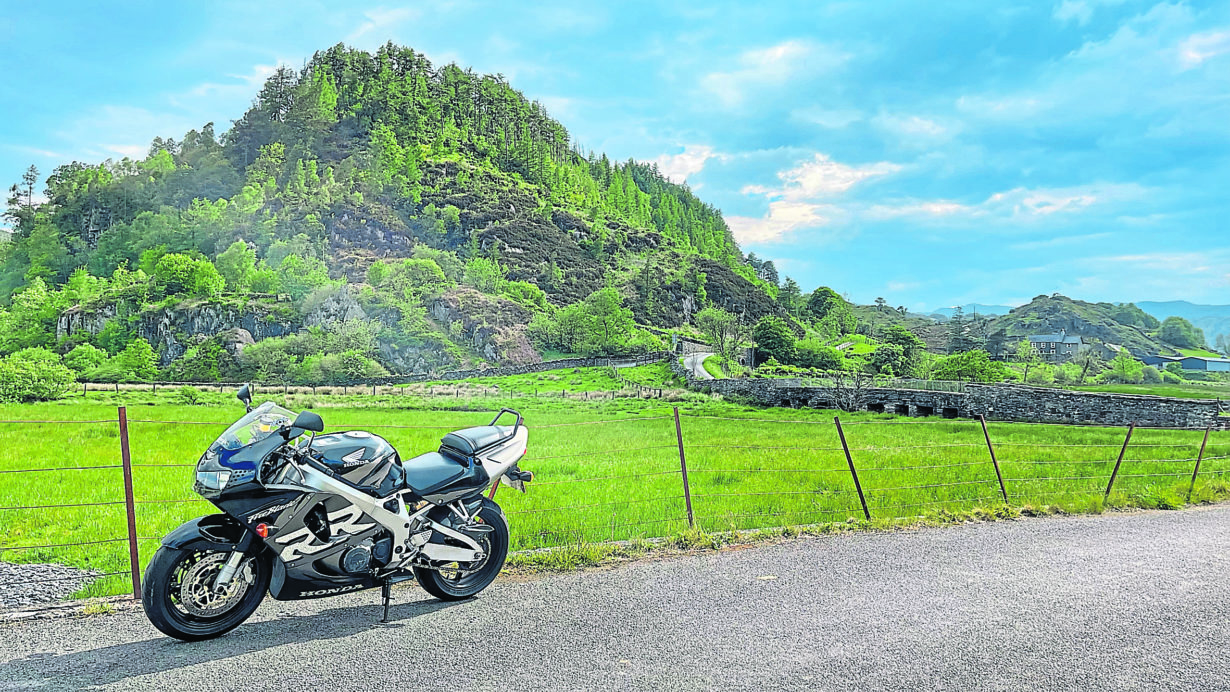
[{"xmin": 57, "ymin": 300, "xmax": 299, "ymax": 365}]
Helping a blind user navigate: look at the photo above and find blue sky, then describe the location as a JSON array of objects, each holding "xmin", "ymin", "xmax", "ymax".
[{"xmin": 1, "ymin": 1, "xmax": 1227, "ymax": 310}]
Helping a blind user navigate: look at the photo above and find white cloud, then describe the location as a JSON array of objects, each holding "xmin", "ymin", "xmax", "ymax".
[
  {"xmin": 55, "ymin": 105, "xmax": 199, "ymax": 163},
  {"xmin": 726, "ymin": 200, "xmax": 835, "ymax": 245},
  {"xmin": 346, "ymin": 7, "xmax": 420, "ymax": 45},
  {"xmin": 651, "ymin": 144, "xmax": 726, "ymax": 184},
  {"xmin": 1053, "ymin": 0, "xmax": 1127, "ymax": 26},
  {"xmin": 868, "ymin": 183, "xmax": 1146, "ymax": 223},
  {"xmin": 176, "ymin": 63, "xmax": 280, "ymax": 106},
  {"xmin": 865, "ymin": 201, "xmax": 971, "ymax": 219},
  {"xmin": 104, "ymin": 144, "xmax": 148, "ymax": 159},
  {"xmin": 1053, "ymin": 1, "xmax": 1093, "ymax": 26},
  {"xmin": 729, "ymin": 152, "xmax": 898, "ymax": 243},
  {"xmin": 700, "ymin": 40, "xmax": 848, "ymax": 108},
  {"xmin": 872, "ymin": 113, "xmax": 951, "ymax": 139},
  {"xmin": 2, "ymin": 144, "xmax": 65, "ymax": 159},
  {"xmin": 743, "ymin": 153, "xmax": 901, "ymax": 201},
  {"xmin": 1179, "ymin": 29, "xmax": 1230, "ymax": 68},
  {"xmin": 1010, "ymin": 232, "xmax": 1113, "ymax": 251},
  {"xmin": 791, "ymin": 107, "xmax": 862, "ymax": 129},
  {"xmin": 990, "ymin": 187, "xmax": 1098, "ymax": 215}
]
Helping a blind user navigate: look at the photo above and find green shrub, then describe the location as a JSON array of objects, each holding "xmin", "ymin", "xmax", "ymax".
[
  {"xmin": 0, "ymin": 348, "xmax": 77, "ymax": 403},
  {"xmin": 176, "ymin": 386, "xmax": 202, "ymax": 405},
  {"xmin": 63, "ymin": 343, "xmax": 108, "ymax": 373}
]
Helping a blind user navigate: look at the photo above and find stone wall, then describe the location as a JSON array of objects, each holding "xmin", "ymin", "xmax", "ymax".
[
  {"xmin": 670, "ymin": 361, "xmax": 1227, "ymax": 429},
  {"xmin": 965, "ymin": 384, "xmax": 1224, "ymax": 429},
  {"xmin": 366, "ymin": 351, "xmax": 674, "ymax": 385}
]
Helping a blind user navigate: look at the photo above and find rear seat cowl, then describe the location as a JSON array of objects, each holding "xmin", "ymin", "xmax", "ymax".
[{"xmin": 440, "ymin": 426, "xmax": 512, "ymax": 456}]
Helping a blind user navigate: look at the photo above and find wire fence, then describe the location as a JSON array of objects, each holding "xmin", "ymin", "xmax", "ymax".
[
  {"xmin": 1, "ymin": 407, "xmax": 1228, "ymax": 609},
  {"xmin": 77, "ymin": 377, "xmax": 671, "ymax": 400}
]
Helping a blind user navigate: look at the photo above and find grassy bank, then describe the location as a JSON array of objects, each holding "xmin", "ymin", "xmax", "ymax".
[{"xmin": 1, "ymin": 389, "xmax": 1228, "ymax": 598}]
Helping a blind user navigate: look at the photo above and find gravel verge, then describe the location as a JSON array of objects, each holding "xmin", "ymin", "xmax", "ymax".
[{"xmin": 0, "ymin": 561, "xmax": 101, "ymax": 611}]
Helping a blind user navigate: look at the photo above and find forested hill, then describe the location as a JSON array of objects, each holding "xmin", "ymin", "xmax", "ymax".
[{"xmin": 0, "ymin": 43, "xmax": 783, "ymax": 382}]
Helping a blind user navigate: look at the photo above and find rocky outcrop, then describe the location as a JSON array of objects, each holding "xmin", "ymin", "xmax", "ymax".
[
  {"xmin": 304, "ymin": 286, "xmax": 367, "ymax": 327},
  {"xmin": 58, "ymin": 300, "xmax": 299, "ymax": 365},
  {"xmin": 429, "ymin": 288, "xmax": 540, "ymax": 365}
]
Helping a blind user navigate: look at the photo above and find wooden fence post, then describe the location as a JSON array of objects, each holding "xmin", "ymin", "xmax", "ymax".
[
  {"xmin": 1104, "ymin": 423, "xmax": 1135, "ymax": 499},
  {"xmin": 979, "ymin": 415, "xmax": 1009, "ymax": 503},
  {"xmin": 118, "ymin": 406, "xmax": 141, "ymax": 600},
  {"xmin": 1187, "ymin": 425, "xmax": 1213, "ymax": 502},
  {"xmin": 673, "ymin": 407, "xmax": 695, "ymax": 529},
  {"xmin": 834, "ymin": 416, "xmax": 871, "ymax": 520}
]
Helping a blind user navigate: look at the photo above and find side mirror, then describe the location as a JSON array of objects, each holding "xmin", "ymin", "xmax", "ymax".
[
  {"xmin": 291, "ymin": 410, "xmax": 324, "ymax": 433},
  {"xmin": 236, "ymin": 384, "xmax": 252, "ymax": 413}
]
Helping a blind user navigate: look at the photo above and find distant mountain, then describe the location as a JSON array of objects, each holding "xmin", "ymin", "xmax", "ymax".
[
  {"xmin": 1136, "ymin": 301, "xmax": 1228, "ymax": 349},
  {"xmin": 930, "ymin": 303, "xmax": 1015, "ymax": 318},
  {"xmin": 986, "ymin": 295, "xmax": 1174, "ymax": 357}
]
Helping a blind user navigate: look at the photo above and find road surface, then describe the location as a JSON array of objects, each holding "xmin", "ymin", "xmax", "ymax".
[
  {"xmin": 683, "ymin": 351, "xmax": 715, "ymax": 380},
  {"xmin": 5, "ymin": 506, "xmax": 1230, "ymax": 690}
]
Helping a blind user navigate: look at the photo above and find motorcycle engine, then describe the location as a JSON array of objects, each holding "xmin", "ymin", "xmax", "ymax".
[{"xmin": 341, "ymin": 541, "xmax": 373, "ymax": 574}]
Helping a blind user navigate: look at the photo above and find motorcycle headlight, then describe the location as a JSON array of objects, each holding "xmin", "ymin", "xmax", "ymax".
[{"xmin": 196, "ymin": 470, "xmax": 231, "ymax": 491}]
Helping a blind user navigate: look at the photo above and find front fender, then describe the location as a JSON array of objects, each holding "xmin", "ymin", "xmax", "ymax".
[{"xmin": 162, "ymin": 514, "xmax": 250, "ymax": 552}]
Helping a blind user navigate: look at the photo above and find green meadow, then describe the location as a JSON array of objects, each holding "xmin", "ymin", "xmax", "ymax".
[{"xmin": 1, "ymin": 380, "xmax": 1228, "ymax": 598}]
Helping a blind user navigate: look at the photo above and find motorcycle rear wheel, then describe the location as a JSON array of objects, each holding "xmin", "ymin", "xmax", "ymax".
[
  {"xmin": 142, "ymin": 546, "xmax": 269, "ymax": 641},
  {"xmin": 414, "ymin": 499, "xmax": 509, "ymax": 601}
]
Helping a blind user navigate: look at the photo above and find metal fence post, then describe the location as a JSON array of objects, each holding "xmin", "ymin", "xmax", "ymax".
[
  {"xmin": 118, "ymin": 406, "xmax": 141, "ymax": 600},
  {"xmin": 979, "ymin": 415, "xmax": 1009, "ymax": 503},
  {"xmin": 834, "ymin": 417, "xmax": 871, "ymax": 520},
  {"xmin": 1187, "ymin": 425, "xmax": 1213, "ymax": 502},
  {"xmin": 673, "ymin": 407, "xmax": 695, "ymax": 529},
  {"xmin": 1104, "ymin": 423, "xmax": 1135, "ymax": 499}
]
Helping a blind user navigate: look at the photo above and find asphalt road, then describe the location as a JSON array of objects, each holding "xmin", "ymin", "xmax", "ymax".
[
  {"xmin": 5, "ymin": 506, "xmax": 1230, "ymax": 691},
  {"xmin": 683, "ymin": 351, "xmax": 715, "ymax": 380}
]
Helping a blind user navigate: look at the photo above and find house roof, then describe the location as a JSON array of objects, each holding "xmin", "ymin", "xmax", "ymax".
[
  {"xmin": 1178, "ymin": 356, "xmax": 1230, "ymax": 364},
  {"xmin": 1028, "ymin": 334, "xmax": 1083, "ymax": 344}
]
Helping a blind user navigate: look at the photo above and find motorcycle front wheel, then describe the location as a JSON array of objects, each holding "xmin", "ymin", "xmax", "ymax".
[
  {"xmin": 413, "ymin": 499, "xmax": 509, "ymax": 601},
  {"xmin": 141, "ymin": 546, "xmax": 269, "ymax": 641}
]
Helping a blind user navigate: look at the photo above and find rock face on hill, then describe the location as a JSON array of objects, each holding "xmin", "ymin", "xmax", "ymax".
[
  {"xmin": 57, "ymin": 301, "xmax": 299, "ymax": 365},
  {"xmin": 429, "ymin": 288, "xmax": 539, "ymax": 365}
]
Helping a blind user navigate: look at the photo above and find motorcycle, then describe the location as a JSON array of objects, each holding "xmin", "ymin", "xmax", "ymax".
[{"xmin": 141, "ymin": 384, "xmax": 533, "ymax": 641}]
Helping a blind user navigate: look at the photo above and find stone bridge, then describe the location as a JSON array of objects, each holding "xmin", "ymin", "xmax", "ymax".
[{"xmin": 670, "ymin": 362, "xmax": 1227, "ymax": 430}]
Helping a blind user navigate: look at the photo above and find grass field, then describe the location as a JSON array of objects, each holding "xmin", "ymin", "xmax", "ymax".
[
  {"xmin": 831, "ymin": 333, "xmax": 878, "ymax": 355},
  {"xmin": 1069, "ymin": 381, "xmax": 1230, "ymax": 399},
  {"xmin": 1177, "ymin": 348, "xmax": 1225, "ymax": 358},
  {"xmin": 416, "ymin": 363, "xmax": 683, "ymax": 395},
  {"xmin": 2, "ymin": 387, "xmax": 1228, "ymax": 599},
  {"xmin": 702, "ymin": 355, "xmax": 726, "ymax": 379}
]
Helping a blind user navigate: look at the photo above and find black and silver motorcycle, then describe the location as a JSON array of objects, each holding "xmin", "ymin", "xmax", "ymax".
[{"xmin": 142, "ymin": 385, "xmax": 532, "ymax": 641}]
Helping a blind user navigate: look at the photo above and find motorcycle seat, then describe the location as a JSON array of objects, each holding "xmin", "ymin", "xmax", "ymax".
[
  {"xmin": 441, "ymin": 426, "xmax": 512, "ymax": 456},
  {"xmin": 402, "ymin": 452, "xmax": 467, "ymax": 494}
]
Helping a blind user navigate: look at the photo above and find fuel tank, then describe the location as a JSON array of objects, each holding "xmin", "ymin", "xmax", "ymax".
[{"xmin": 310, "ymin": 431, "xmax": 404, "ymax": 497}]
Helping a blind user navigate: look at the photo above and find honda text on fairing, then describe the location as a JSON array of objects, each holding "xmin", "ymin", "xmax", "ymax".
[{"xmin": 141, "ymin": 384, "xmax": 533, "ymax": 641}]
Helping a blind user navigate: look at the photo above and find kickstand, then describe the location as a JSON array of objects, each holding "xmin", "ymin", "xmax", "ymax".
[{"xmin": 380, "ymin": 579, "xmax": 392, "ymax": 623}]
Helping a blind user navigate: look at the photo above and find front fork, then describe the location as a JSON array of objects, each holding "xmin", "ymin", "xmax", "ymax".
[{"xmin": 213, "ymin": 530, "xmax": 257, "ymax": 590}]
